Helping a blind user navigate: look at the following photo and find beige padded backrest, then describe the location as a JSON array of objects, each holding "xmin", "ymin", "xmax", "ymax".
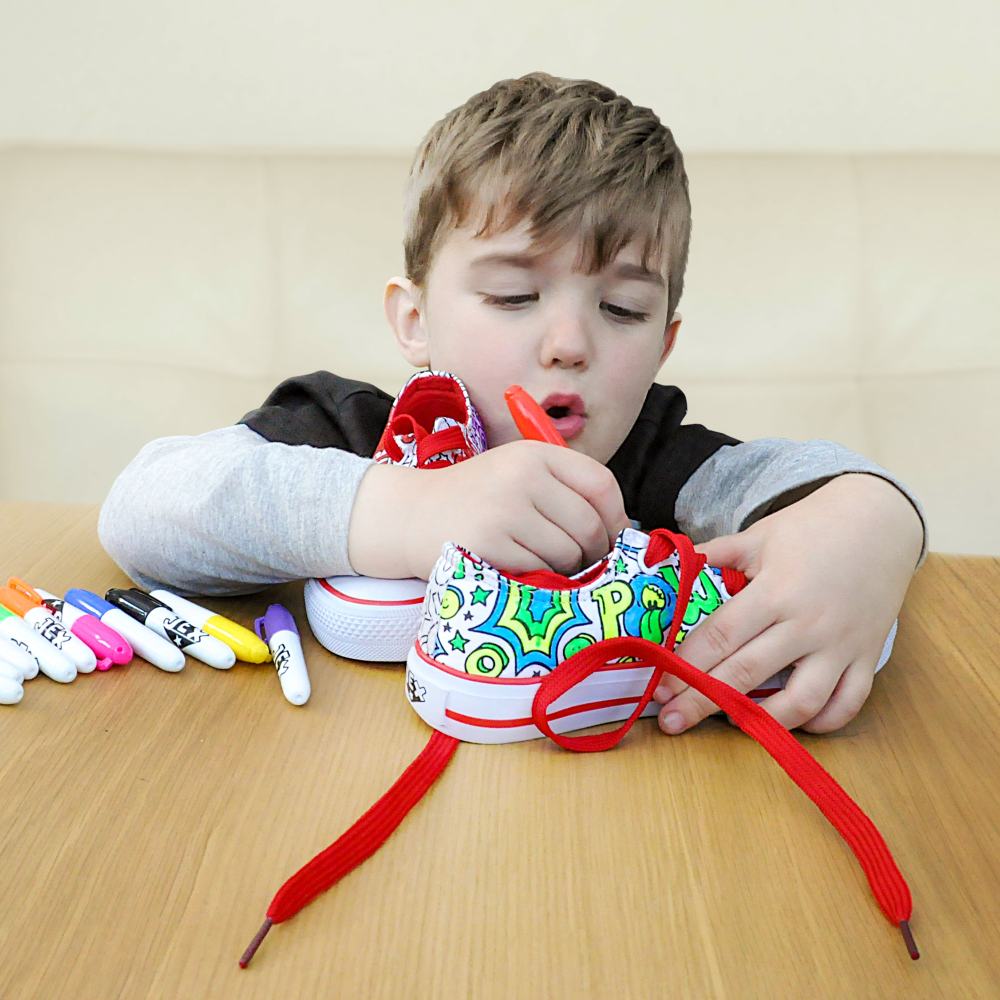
[{"xmin": 1, "ymin": 148, "xmax": 997, "ymax": 554}]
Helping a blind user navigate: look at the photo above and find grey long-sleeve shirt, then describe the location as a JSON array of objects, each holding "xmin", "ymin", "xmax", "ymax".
[{"xmin": 98, "ymin": 423, "xmax": 928, "ymax": 596}]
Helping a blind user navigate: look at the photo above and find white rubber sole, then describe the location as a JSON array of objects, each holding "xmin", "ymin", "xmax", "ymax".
[
  {"xmin": 404, "ymin": 619, "xmax": 898, "ymax": 745},
  {"xmin": 304, "ymin": 575, "xmax": 427, "ymax": 662},
  {"xmin": 404, "ymin": 641, "xmax": 790, "ymax": 744}
]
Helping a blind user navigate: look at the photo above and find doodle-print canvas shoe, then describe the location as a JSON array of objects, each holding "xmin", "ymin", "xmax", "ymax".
[
  {"xmin": 304, "ymin": 370, "xmax": 487, "ymax": 662},
  {"xmin": 405, "ymin": 526, "xmax": 897, "ymax": 744}
]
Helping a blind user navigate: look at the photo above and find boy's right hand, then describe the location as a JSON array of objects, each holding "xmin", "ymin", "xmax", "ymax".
[
  {"xmin": 407, "ymin": 440, "xmax": 631, "ymax": 579},
  {"xmin": 347, "ymin": 440, "xmax": 631, "ymax": 581}
]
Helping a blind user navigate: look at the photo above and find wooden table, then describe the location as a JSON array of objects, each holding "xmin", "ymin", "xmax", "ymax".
[{"xmin": 1, "ymin": 502, "xmax": 998, "ymax": 999}]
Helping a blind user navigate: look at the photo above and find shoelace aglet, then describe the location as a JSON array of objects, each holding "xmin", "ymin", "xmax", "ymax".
[
  {"xmin": 899, "ymin": 920, "xmax": 920, "ymax": 960},
  {"xmin": 239, "ymin": 916, "xmax": 273, "ymax": 968}
]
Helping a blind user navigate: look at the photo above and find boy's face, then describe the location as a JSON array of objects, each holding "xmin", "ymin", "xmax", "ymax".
[{"xmin": 385, "ymin": 215, "xmax": 681, "ymax": 465}]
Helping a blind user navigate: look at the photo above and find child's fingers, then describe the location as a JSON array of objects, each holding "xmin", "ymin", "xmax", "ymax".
[
  {"xmin": 798, "ymin": 657, "xmax": 877, "ymax": 734},
  {"xmin": 737, "ymin": 651, "xmax": 851, "ymax": 732},
  {"xmin": 510, "ymin": 511, "xmax": 588, "ymax": 576},
  {"xmin": 530, "ymin": 480, "xmax": 620, "ymax": 569},
  {"xmin": 662, "ymin": 580, "xmax": 778, "ymax": 685},
  {"xmin": 656, "ymin": 620, "xmax": 811, "ymax": 734},
  {"xmin": 544, "ymin": 448, "xmax": 628, "ymax": 550},
  {"xmin": 693, "ymin": 531, "xmax": 758, "ymax": 577}
]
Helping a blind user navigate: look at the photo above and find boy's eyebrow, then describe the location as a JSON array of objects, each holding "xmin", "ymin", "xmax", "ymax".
[{"xmin": 468, "ymin": 252, "xmax": 665, "ymax": 289}]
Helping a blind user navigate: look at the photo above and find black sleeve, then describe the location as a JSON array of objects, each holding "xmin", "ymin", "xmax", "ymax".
[
  {"xmin": 607, "ymin": 382, "xmax": 741, "ymax": 531},
  {"xmin": 239, "ymin": 371, "xmax": 394, "ymax": 458},
  {"xmin": 241, "ymin": 372, "xmax": 740, "ymax": 530}
]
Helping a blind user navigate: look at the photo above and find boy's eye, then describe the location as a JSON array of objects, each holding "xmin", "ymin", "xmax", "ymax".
[
  {"xmin": 484, "ymin": 294, "xmax": 537, "ymax": 307},
  {"xmin": 481, "ymin": 294, "xmax": 649, "ymax": 323}
]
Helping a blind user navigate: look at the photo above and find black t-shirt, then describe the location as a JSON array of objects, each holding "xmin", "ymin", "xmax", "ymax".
[{"xmin": 240, "ymin": 371, "xmax": 740, "ymax": 532}]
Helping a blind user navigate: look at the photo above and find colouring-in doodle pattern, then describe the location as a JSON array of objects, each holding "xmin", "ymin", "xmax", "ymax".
[
  {"xmin": 373, "ymin": 369, "xmax": 488, "ymax": 467},
  {"xmin": 417, "ymin": 528, "xmax": 738, "ymax": 679}
]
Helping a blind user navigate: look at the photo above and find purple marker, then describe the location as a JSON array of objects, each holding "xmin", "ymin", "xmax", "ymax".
[{"xmin": 254, "ymin": 604, "xmax": 310, "ymax": 706}]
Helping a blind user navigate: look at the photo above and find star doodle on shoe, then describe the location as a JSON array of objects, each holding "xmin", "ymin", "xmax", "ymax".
[{"xmin": 405, "ymin": 671, "xmax": 427, "ymax": 703}]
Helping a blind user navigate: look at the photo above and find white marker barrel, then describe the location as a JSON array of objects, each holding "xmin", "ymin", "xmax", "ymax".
[
  {"xmin": 0, "ymin": 658, "xmax": 23, "ymax": 683},
  {"xmin": 0, "ymin": 616, "xmax": 76, "ymax": 683},
  {"xmin": 0, "ymin": 640, "xmax": 35, "ymax": 682},
  {"xmin": 104, "ymin": 590, "xmax": 236, "ymax": 671},
  {"xmin": 146, "ymin": 608, "xmax": 236, "ymax": 670},
  {"xmin": 64, "ymin": 589, "xmax": 186, "ymax": 673},
  {"xmin": 22, "ymin": 606, "xmax": 98, "ymax": 673},
  {"xmin": 103, "ymin": 608, "xmax": 186, "ymax": 673},
  {"xmin": 0, "ymin": 675, "xmax": 23, "ymax": 705}
]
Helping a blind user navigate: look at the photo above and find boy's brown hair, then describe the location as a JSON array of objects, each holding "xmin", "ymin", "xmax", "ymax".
[{"xmin": 402, "ymin": 71, "xmax": 692, "ymax": 325}]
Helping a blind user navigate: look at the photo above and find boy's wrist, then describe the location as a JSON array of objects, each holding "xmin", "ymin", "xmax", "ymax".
[
  {"xmin": 820, "ymin": 473, "xmax": 925, "ymax": 569},
  {"xmin": 346, "ymin": 463, "xmax": 424, "ymax": 579}
]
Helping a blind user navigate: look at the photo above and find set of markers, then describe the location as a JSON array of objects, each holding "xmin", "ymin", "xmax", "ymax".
[{"xmin": 0, "ymin": 577, "xmax": 310, "ymax": 707}]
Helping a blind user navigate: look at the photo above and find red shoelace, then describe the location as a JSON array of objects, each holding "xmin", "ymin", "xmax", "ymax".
[{"xmin": 240, "ymin": 529, "xmax": 919, "ymax": 967}]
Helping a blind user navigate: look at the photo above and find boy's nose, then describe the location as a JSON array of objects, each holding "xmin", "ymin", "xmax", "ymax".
[{"xmin": 540, "ymin": 316, "xmax": 591, "ymax": 368}]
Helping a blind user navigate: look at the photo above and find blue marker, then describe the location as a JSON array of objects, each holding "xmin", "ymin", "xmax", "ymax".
[{"xmin": 66, "ymin": 589, "xmax": 186, "ymax": 673}]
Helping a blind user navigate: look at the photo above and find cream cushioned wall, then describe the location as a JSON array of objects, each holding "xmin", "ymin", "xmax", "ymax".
[{"xmin": 0, "ymin": 148, "xmax": 997, "ymax": 554}]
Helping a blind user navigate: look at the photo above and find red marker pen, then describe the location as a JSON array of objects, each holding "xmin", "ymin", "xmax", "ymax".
[{"xmin": 504, "ymin": 385, "xmax": 568, "ymax": 447}]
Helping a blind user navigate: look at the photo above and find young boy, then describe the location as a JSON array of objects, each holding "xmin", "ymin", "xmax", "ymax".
[{"xmin": 99, "ymin": 72, "xmax": 927, "ymax": 738}]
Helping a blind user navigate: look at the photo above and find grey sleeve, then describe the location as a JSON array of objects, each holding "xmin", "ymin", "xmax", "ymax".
[
  {"xmin": 98, "ymin": 423, "xmax": 376, "ymax": 596},
  {"xmin": 674, "ymin": 438, "xmax": 929, "ymax": 570}
]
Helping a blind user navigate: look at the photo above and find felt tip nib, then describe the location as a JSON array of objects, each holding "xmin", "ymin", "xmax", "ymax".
[
  {"xmin": 899, "ymin": 919, "xmax": 920, "ymax": 960},
  {"xmin": 239, "ymin": 916, "xmax": 273, "ymax": 968}
]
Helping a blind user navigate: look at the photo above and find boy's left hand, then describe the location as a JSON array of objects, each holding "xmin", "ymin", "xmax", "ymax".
[{"xmin": 652, "ymin": 473, "xmax": 925, "ymax": 736}]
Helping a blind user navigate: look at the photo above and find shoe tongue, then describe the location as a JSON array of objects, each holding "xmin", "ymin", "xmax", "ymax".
[
  {"xmin": 387, "ymin": 415, "xmax": 468, "ymax": 468},
  {"xmin": 431, "ymin": 416, "xmax": 460, "ymax": 435},
  {"xmin": 421, "ymin": 417, "xmax": 468, "ymax": 466}
]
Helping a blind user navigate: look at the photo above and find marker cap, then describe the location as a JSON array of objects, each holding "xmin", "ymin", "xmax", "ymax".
[
  {"xmin": 105, "ymin": 588, "xmax": 163, "ymax": 620},
  {"xmin": 3, "ymin": 578, "xmax": 47, "ymax": 616},
  {"xmin": 66, "ymin": 588, "xmax": 116, "ymax": 618},
  {"xmin": 254, "ymin": 604, "xmax": 299, "ymax": 642},
  {"xmin": 0, "ymin": 587, "xmax": 37, "ymax": 617}
]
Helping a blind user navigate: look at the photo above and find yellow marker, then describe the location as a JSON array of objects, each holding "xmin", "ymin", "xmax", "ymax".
[{"xmin": 149, "ymin": 589, "xmax": 271, "ymax": 663}]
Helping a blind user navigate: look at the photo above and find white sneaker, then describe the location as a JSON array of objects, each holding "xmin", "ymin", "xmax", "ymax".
[{"xmin": 304, "ymin": 370, "xmax": 487, "ymax": 662}]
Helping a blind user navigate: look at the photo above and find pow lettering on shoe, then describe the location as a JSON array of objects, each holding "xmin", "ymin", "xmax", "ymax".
[
  {"xmin": 417, "ymin": 528, "xmax": 740, "ymax": 682},
  {"xmin": 406, "ymin": 526, "xmax": 899, "ymax": 745},
  {"xmin": 405, "ymin": 527, "xmax": 753, "ymax": 745}
]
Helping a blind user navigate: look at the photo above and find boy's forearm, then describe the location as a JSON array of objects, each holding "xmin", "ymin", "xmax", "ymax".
[
  {"xmin": 98, "ymin": 424, "xmax": 376, "ymax": 595},
  {"xmin": 675, "ymin": 437, "xmax": 929, "ymax": 568},
  {"xmin": 346, "ymin": 463, "xmax": 426, "ymax": 579},
  {"xmin": 806, "ymin": 472, "xmax": 925, "ymax": 569}
]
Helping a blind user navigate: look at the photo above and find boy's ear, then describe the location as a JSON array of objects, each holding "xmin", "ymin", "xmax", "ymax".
[
  {"xmin": 658, "ymin": 311, "xmax": 682, "ymax": 366},
  {"xmin": 384, "ymin": 276, "xmax": 430, "ymax": 367}
]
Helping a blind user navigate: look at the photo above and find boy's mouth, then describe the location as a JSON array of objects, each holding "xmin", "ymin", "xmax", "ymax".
[
  {"xmin": 540, "ymin": 393, "xmax": 586, "ymax": 417},
  {"xmin": 539, "ymin": 393, "xmax": 587, "ymax": 440}
]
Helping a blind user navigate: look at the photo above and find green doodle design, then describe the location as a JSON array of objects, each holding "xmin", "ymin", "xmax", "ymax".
[
  {"xmin": 465, "ymin": 642, "xmax": 509, "ymax": 677},
  {"xmin": 493, "ymin": 583, "xmax": 580, "ymax": 655}
]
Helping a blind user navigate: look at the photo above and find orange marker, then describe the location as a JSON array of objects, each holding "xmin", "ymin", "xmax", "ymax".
[{"xmin": 504, "ymin": 385, "xmax": 568, "ymax": 447}]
